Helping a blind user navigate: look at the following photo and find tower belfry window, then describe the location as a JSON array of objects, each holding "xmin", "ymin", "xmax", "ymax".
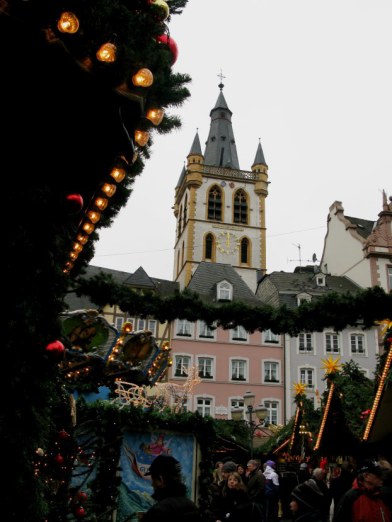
[
  {"xmin": 207, "ymin": 185, "xmax": 222, "ymax": 221},
  {"xmin": 234, "ymin": 189, "xmax": 248, "ymax": 224}
]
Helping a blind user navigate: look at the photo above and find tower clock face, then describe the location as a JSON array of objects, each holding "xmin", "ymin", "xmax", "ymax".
[{"xmin": 217, "ymin": 231, "xmax": 240, "ymax": 255}]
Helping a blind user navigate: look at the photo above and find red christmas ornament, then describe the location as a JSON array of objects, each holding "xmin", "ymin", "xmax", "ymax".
[
  {"xmin": 54, "ymin": 453, "xmax": 64, "ymax": 465},
  {"xmin": 66, "ymin": 193, "xmax": 84, "ymax": 214},
  {"xmin": 58, "ymin": 429, "xmax": 71, "ymax": 440},
  {"xmin": 45, "ymin": 340, "xmax": 65, "ymax": 356},
  {"xmin": 156, "ymin": 34, "xmax": 178, "ymax": 64},
  {"xmin": 77, "ymin": 491, "xmax": 88, "ymax": 503},
  {"xmin": 74, "ymin": 506, "xmax": 86, "ymax": 518}
]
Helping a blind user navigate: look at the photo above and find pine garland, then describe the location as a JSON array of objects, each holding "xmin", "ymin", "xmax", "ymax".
[{"xmin": 73, "ymin": 274, "xmax": 392, "ymax": 335}]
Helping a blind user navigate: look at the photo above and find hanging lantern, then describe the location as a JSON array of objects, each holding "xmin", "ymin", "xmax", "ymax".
[
  {"xmin": 96, "ymin": 42, "xmax": 117, "ymax": 63},
  {"xmin": 69, "ymin": 251, "xmax": 79, "ymax": 261},
  {"xmin": 57, "ymin": 12, "xmax": 80, "ymax": 34},
  {"xmin": 146, "ymin": 108, "xmax": 164, "ymax": 126},
  {"xmin": 93, "ymin": 196, "xmax": 108, "ymax": 211},
  {"xmin": 134, "ymin": 130, "xmax": 149, "ymax": 147},
  {"xmin": 76, "ymin": 233, "xmax": 88, "ymax": 245},
  {"xmin": 132, "ymin": 68, "xmax": 154, "ymax": 87},
  {"xmin": 101, "ymin": 183, "xmax": 117, "ymax": 197},
  {"xmin": 87, "ymin": 210, "xmax": 101, "ymax": 224},
  {"xmin": 110, "ymin": 167, "xmax": 126, "ymax": 183},
  {"xmin": 64, "ymin": 261, "xmax": 74, "ymax": 272},
  {"xmin": 72, "ymin": 241, "xmax": 83, "ymax": 253},
  {"xmin": 82, "ymin": 221, "xmax": 95, "ymax": 235}
]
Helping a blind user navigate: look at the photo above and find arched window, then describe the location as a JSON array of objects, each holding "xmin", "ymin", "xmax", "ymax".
[
  {"xmin": 205, "ymin": 233, "xmax": 214, "ymax": 260},
  {"xmin": 178, "ymin": 204, "xmax": 183, "ymax": 236},
  {"xmin": 240, "ymin": 237, "xmax": 249, "ymax": 264},
  {"xmin": 233, "ymin": 189, "xmax": 248, "ymax": 224},
  {"xmin": 207, "ymin": 185, "xmax": 222, "ymax": 221},
  {"xmin": 183, "ymin": 194, "xmax": 188, "ymax": 225}
]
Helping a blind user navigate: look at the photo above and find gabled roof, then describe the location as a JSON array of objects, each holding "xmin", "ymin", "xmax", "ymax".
[
  {"xmin": 258, "ymin": 270, "xmax": 362, "ymax": 310},
  {"xmin": 65, "ymin": 265, "xmax": 179, "ymax": 311},
  {"xmin": 187, "ymin": 261, "xmax": 260, "ymax": 305}
]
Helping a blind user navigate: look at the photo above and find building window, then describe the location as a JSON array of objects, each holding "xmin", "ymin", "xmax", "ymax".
[
  {"xmin": 299, "ymin": 333, "xmax": 313, "ymax": 352},
  {"xmin": 176, "ymin": 319, "xmax": 192, "ymax": 337},
  {"xmin": 174, "ymin": 355, "xmax": 191, "ymax": 377},
  {"xmin": 325, "ymin": 332, "xmax": 340, "ymax": 354},
  {"xmin": 231, "ymin": 325, "xmax": 248, "ymax": 342},
  {"xmin": 183, "ymin": 194, "xmax": 188, "ymax": 225},
  {"xmin": 300, "ymin": 368, "xmax": 314, "ymax": 388},
  {"xmin": 231, "ymin": 359, "xmax": 247, "ymax": 381},
  {"xmin": 198, "ymin": 357, "xmax": 213, "ymax": 379},
  {"xmin": 196, "ymin": 397, "xmax": 213, "ymax": 417},
  {"xmin": 230, "ymin": 398, "xmax": 245, "ymax": 419},
  {"xmin": 115, "ymin": 316, "xmax": 124, "ymax": 330},
  {"xmin": 240, "ymin": 238, "xmax": 249, "ymax": 264},
  {"xmin": 217, "ymin": 281, "xmax": 232, "ymax": 301},
  {"xmin": 350, "ymin": 334, "xmax": 365, "ymax": 355},
  {"xmin": 297, "ymin": 294, "xmax": 311, "ymax": 306},
  {"xmin": 264, "ymin": 400, "xmax": 278, "ymax": 425},
  {"xmin": 233, "ymin": 189, "xmax": 248, "ymax": 224},
  {"xmin": 388, "ymin": 266, "xmax": 392, "ymax": 291},
  {"xmin": 264, "ymin": 329, "xmax": 280, "ymax": 344},
  {"xmin": 205, "ymin": 233, "xmax": 214, "ymax": 260},
  {"xmin": 207, "ymin": 185, "xmax": 222, "ymax": 221},
  {"xmin": 198, "ymin": 321, "xmax": 214, "ymax": 339},
  {"xmin": 264, "ymin": 362, "xmax": 279, "ymax": 383}
]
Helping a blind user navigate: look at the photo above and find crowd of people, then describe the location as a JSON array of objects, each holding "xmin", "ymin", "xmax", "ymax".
[
  {"xmin": 136, "ymin": 454, "xmax": 392, "ymax": 522},
  {"xmin": 206, "ymin": 456, "xmax": 392, "ymax": 522}
]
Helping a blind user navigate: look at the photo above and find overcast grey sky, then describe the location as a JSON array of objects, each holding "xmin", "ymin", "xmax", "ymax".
[{"xmin": 91, "ymin": 0, "xmax": 391, "ymax": 280}]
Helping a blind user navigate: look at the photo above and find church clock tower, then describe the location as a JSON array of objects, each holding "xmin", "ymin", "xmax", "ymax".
[{"xmin": 173, "ymin": 82, "xmax": 269, "ymax": 292}]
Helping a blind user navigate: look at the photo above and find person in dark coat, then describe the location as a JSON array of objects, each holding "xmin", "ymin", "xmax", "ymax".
[
  {"xmin": 311, "ymin": 468, "xmax": 332, "ymax": 522},
  {"xmin": 141, "ymin": 455, "xmax": 201, "ymax": 522},
  {"xmin": 329, "ymin": 461, "xmax": 356, "ymax": 516},
  {"xmin": 215, "ymin": 471, "xmax": 251, "ymax": 522},
  {"xmin": 208, "ymin": 460, "xmax": 238, "ymax": 521},
  {"xmin": 290, "ymin": 479, "xmax": 325, "ymax": 522},
  {"xmin": 246, "ymin": 459, "xmax": 265, "ymax": 505}
]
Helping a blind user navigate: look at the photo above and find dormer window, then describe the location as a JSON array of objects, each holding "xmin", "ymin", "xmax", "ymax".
[
  {"xmin": 217, "ymin": 280, "xmax": 232, "ymax": 301},
  {"xmin": 316, "ymin": 274, "xmax": 326, "ymax": 287},
  {"xmin": 297, "ymin": 293, "xmax": 311, "ymax": 306}
]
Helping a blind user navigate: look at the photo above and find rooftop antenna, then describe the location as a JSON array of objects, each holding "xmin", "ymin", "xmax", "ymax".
[{"xmin": 288, "ymin": 244, "xmax": 318, "ymax": 272}]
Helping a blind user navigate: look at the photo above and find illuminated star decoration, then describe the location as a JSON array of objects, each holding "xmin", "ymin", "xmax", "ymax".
[
  {"xmin": 321, "ymin": 356, "xmax": 341, "ymax": 375},
  {"xmin": 375, "ymin": 319, "xmax": 392, "ymax": 338},
  {"xmin": 293, "ymin": 382, "xmax": 307, "ymax": 396}
]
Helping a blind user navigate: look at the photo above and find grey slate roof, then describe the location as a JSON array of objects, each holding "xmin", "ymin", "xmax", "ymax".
[
  {"xmin": 187, "ymin": 261, "xmax": 260, "ymax": 305},
  {"xmin": 345, "ymin": 215, "xmax": 375, "ymax": 239},
  {"xmin": 257, "ymin": 270, "xmax": 362, "ymax": 310},
  {"xmin": 65, "ymin": 265, "xmax": 179, "ymax": 311},
  {"xmin": 252, "ymin": 140, "xmax": 267, "ymax": 167},
  {"xmin": 203, "ymin": 87, "xmax": 240, "ymax": 170},
  {"xmin": 188, "ymin": 130, "xmax": 202, "ymax": 156}
]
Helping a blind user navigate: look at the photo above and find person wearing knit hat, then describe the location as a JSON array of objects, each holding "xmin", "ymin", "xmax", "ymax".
[
  {"xmin": 290, "ymin": 479, "xmax": 325, "ymax": 521},
  {"xmin": 333, "ymin": 460, "xmax": 391, "ymax": 522},
  {"xmin": 263, "ymin": 459, "xmax": 280, "ymax": 522}
]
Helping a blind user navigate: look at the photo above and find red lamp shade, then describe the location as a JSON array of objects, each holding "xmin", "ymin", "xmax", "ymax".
[{"xmin": 156, "ymin": 34, "xmax": 178, "ymax": 64}]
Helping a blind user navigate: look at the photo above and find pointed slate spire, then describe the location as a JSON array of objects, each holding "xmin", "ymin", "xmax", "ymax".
[
  {"xmin": 188, "ymin": 129, "xmax": 202, "ymax": 156},
  {"xmin": 203, "ymin": 81, "xmax": 240, "ymax": 169},
  {"xmin": 252, "ymin": 139, "xmax": 267, "ymax": 167}
]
